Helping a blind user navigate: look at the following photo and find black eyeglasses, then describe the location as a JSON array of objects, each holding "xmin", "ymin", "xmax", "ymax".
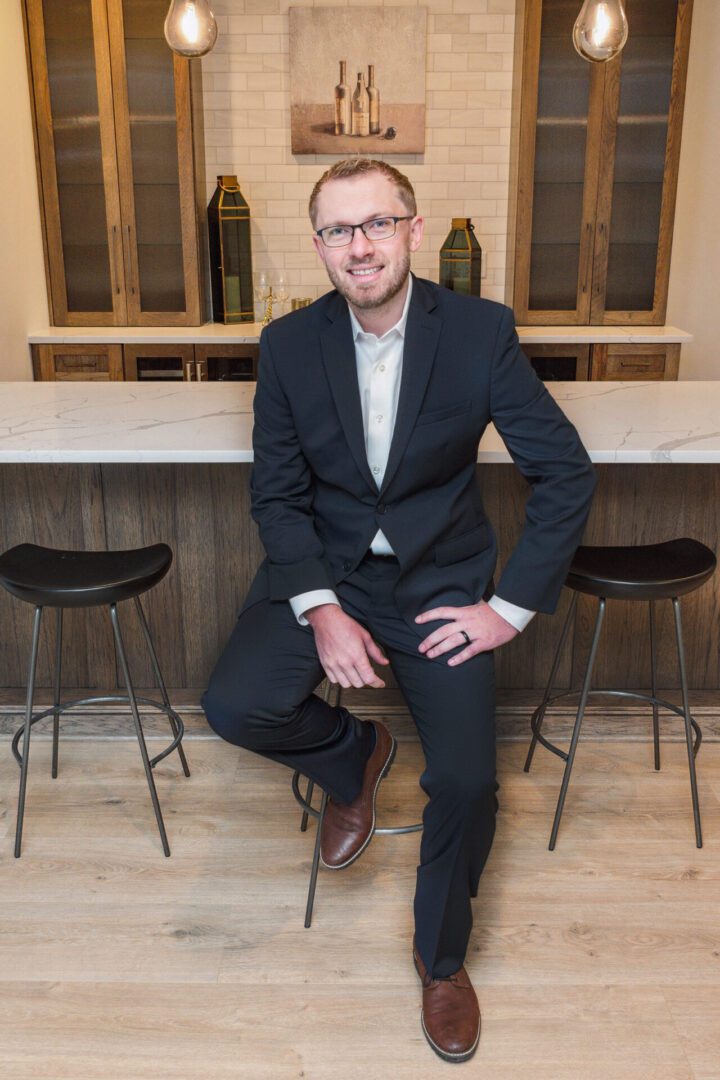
[{"xmin": 315, "ymin": 215, "xmax": 414, "ymax": 248}]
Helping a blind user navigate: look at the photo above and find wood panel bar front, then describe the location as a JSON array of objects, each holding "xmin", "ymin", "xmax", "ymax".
[{"xmin": 0, "ymin": 463, "xmax": 716, "ymax": 693}]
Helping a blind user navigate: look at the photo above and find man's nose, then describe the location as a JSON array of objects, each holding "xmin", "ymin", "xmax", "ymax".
[{"xmin": 348, "ymin": 226, "xmax": 375, "ymax": 259}]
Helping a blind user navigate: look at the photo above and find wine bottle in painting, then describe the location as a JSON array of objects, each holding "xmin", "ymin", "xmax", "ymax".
[
  {"xmin": 351, "ymin": 71, "xmax": 370, "ymax": 136},
  {"xmin": 334, "ymin": 60, "xmax": 350, "ymax": 135},
  {"xmin": 368, "ymin": 64, "xmax": 380, "ymax": 135}
]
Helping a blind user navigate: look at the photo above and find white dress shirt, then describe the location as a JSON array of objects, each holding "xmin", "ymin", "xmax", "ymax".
[{"xmin": 289, "ymin": 277, "xmax": 535, "ymax": 632}]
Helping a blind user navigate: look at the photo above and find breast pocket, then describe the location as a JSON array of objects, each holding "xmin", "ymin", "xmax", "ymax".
[{"xmin": 416, "ymin": 400, "xmax": 472, "ymax": 427}]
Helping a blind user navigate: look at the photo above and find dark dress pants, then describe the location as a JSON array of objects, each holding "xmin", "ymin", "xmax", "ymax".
[{"xmin": 202, "ymin": 553, "xmax": 498, "ymax": 979}]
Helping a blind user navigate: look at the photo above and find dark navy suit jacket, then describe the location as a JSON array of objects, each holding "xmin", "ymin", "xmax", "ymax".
[{"xmin": 244, "ymin": 275, "xmax": 596, "ymax": 632}]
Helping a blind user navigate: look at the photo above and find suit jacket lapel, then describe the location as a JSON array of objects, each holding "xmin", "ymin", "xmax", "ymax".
[
  {"xmin": 319, "ymin": 293, "xmax": 377, "ymax": 491},
  {"xmin": 379, "ymin": 278, "xmax": 441, "ymax": 497}
]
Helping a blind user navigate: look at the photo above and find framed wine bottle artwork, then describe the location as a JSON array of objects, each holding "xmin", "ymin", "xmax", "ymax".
[{"xmin": 289, "ymin": 7, "xmax": 427, "ymax": 155}]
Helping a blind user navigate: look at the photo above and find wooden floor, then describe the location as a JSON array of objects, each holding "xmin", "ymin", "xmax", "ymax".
[{"xmin": 1, "ymin": 728, "xmax": 719, "ymax": 1079}]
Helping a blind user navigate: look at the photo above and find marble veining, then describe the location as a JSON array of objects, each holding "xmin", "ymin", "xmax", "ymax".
[{"xmin": 0, "ymin": 380, "xmax": 719, "ymax": 464}]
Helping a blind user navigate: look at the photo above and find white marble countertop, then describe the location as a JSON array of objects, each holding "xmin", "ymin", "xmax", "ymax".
[
  {"xmin": 27, "ymin": 323, "xmax": 693, "ymax": 346},
  {"xmin": 0, "ymin": 380, "xmax": 718, "ymax": 464}
]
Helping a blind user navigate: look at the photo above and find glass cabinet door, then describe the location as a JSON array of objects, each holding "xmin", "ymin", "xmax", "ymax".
[
  {"xmin": 514, "ymin": 0, "xmax": 606, "ymax": 324},
  {"xmin": 591, "ymin": 0, "xmax": 689, "ymax": 324},
  {"xmin": 25, "ymin": 0, "xmax": 126, "ymax": 324},
  {"xmin": 106, "ymin": 0, "xmax": 201, "ymax": 324}
]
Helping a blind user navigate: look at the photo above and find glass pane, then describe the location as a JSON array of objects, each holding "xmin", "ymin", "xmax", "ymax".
[
  {"xmin": 43, "ymin": 0, "xmax": 113, "ymax": 312},
  {"xmin": 528, "ymin": 4, "xmax": 592, "ymax": 312},
  {"xmin": 605, "ymin": 0, "xmax": 677, "ymax": 311},
  {"xmin": 205, "ymin": 356, "xmax": 255, "ymax": 382},
  {"xmin": 136, "ymin": 356, "xmax": 185, "ymax": 380},
  {"xmin": 122, "ymin": 0, "xmax": 185, "ymax": 313}
]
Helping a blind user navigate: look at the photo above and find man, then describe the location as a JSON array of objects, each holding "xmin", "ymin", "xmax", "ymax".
[{"xmin": 203, "ymin": 158, "xmax": 596, "ymax": 1063}]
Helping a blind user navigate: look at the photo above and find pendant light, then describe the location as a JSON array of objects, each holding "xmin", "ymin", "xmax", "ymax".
[
  {"xmin": 572, "ymin": 0, "xmax": 628, "ymax": 63},
  {"xmin": 164, "ymin": 0, "xmax": 218, "ymax": 57}
]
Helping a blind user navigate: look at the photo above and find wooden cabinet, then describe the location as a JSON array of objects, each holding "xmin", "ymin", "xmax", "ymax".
[
  {"xmin": 32, "ymin": 344, "xmax": 124, "ymax": 381},
  {"xmin": 591, "ymin": 342, "xmax": 680, "ymax": 380},
  {"xmin": 511, "ymin": 0, "xmax": 692, "ymax": 327},
  {"xmin": 520, "ymin": 343, "xmax": 590, "ymax": 381},
  {"xmin": 24, "ymin": 0, "xmax": 207, "ymax": 327},
  {"xmin": 31, "ymin": 341, "xmax": 260, "ymax": 382}
]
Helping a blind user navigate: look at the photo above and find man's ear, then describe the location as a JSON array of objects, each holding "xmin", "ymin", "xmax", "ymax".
[
  {"xmin": 312, "ymin": 233, "xmax": 327, "ymax": 265},
  {"xmin": 409, "ymin": 215, "xmax": 425, "ymax": 253}
]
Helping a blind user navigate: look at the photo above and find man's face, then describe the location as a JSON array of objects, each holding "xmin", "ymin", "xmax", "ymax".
[{"xmin": 312, "ymin": 173, "xmax": 424, "ymax": 311}]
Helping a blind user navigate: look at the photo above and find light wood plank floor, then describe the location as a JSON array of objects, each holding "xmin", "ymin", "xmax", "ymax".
[{"xmin": 1, "ymin": 729, "xmax": 719, "ymax": 1079}]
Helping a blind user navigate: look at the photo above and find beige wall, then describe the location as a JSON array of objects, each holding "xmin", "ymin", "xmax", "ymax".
[
  {"xmin": 666, "ymin": 0, "xmax": 719, "ymax": 378},
  {"xmin": 204, "ymin": 0, "xmax": 516, "ymax": 306},
  {"xmin": 0, "ymin": 3, "xmax": 48, "ymax": 379}
]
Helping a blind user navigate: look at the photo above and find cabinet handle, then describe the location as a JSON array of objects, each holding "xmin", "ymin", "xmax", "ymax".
[
  {"xmin": 581, "ymin": 221, "xmax": 592, "ymax": 294},
  {"xmin": 112, "ymin": 225, "xmax": 121, "ymax": 295},
  {"xmin": 127, "ymin": 225, "xmax": 136, "ymax": 295},
  {"xmin": 184, "ymin": 360, "xmax": 194, "ymax": 381}
]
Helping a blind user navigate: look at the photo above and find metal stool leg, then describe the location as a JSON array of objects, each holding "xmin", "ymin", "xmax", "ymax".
[
  {"xmin": 305, "ymin": 788, "xmax": 328, "ymax": 928},
  {"xmin": 525, "ymin": 592, "xmax": 578, "ymax": 772},
  {"xmin": 649, "ymin": 599, "xmax": 660, "ymax": 771},
  {"xmin": 51, "ymin": 608, "xmax": 63, "ymax": 779},
  {"xmin": 109, "ymin": 603, "xmax": 171, "ymax": 857},
  {"xmin": 15, "ymin": 606, "xmax": 44, "ymax": 858},
  {"xmin": 549, "ymin": 597, "xmax": 606, "ymax": 851},
  {"xmin": 133, "ymin": 596, "xmax": 190, "ymax": 778},
  {"xmin": 300, "ymin": 779, "xmax": 315, "ymax": 832},
  {"xmin": 672, "ymin": 597, "xmax": 702, "ymax": 848}
]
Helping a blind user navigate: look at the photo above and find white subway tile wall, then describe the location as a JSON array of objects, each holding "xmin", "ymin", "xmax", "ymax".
[{"xmin": 204, "ymin": 0, "xmax": 516, "ymax": 303}]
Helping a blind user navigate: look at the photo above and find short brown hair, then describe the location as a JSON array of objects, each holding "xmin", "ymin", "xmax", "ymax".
[{"xmin": 308, "ymin": 158, "xmax": 417, "ymax": 227}]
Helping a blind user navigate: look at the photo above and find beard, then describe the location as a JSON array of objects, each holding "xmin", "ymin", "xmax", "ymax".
[{"xmin": 324, "ymin": 249, "xmax": 411, "ymax": 311}]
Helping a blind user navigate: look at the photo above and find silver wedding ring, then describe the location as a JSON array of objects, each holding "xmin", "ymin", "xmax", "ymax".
[{"xmin": 460, "ymin": 630, "xmax": 472, "ymax": 645}]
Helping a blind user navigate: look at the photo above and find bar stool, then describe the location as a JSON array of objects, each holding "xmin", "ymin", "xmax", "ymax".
[
  {"xmin": 0, "ymin": 542, "xmax": 190, "ymax": 858},
  {"xmin": 292, "ymin": 680, "xmax": 422, "ymax": 927},
  {"xmin": 524, "ymin": 537, "xmax": 716, "ymax": 851}
]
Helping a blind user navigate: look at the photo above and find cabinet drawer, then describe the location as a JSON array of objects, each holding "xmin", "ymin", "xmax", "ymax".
[
  {"xmin": 33, "ymin": 344, "xmax": 124, "ymax": 381},
  {"xmin": 591, "ymin": 343, "xmax": 680, "ymax": 381}
]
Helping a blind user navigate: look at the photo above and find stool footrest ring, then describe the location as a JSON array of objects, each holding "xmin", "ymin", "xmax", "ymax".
[
  {"xmin": 12, "ymin": 694, "xmax": 185, "ymax": 770},
  {"xmin": 530, "ymin": 688, "xmax": 702, "ymax": 762}
]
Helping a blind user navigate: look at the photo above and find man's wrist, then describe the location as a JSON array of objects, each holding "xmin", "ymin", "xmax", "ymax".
[{"xmin": 304, "ymin": 603, "xmax": 341, "ymax": 627}]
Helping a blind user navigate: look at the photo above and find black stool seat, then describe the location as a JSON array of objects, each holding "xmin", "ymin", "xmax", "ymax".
[
  {"xmin": 566, "ymin": 538, "xmax": 716, "ymax": 601},
  {"xmin": 0, "ymin": 543, "xmax": 172, "ymax": 607}
]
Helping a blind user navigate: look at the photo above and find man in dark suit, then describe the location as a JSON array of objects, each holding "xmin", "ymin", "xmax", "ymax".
[{"xmin": 203, "ymin": 158, "xmax": 596, "ymax": 1063}]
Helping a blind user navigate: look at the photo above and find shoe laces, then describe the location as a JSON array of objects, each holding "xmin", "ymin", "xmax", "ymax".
[{"xmin": 423, "ymin": 971, "xmax": 467, "ymax": 990}]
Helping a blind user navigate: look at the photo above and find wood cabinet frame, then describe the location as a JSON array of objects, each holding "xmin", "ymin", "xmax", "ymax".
[
  {"xmin": 123, "ymin": 343, "xmax": 195, "ymax": 381},
  {"xmin": 23, "ymin": 0, "xmax": 206, "ymax": 327},
  {"xmin": 32, "ymin": 343, "xmax": 124, "ymax": 381},
  {"xmin": 511, "ymin": 0, "xmax": 693, "ymax": 327}
]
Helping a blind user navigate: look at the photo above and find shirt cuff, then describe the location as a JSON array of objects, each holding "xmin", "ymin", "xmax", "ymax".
[
  {"xmin": 289, "ymin": 589, "xmax": 341, "ymax": 626},
  {"xmin": 487, "ymin": 594, "xmax": 536, "ymax": 632}
]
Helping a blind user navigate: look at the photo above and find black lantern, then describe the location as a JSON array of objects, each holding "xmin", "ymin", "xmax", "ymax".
[
  {"xmin": 439, "ymin": 217, "xmax": 482, "ymax": 297},
  {"xmin": 208, "ymin": 175, "xmax": 254, "ymax": 323}
]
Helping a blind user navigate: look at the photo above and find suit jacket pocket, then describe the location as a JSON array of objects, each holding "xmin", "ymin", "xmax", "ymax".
[
  {"xmin": 416, "ymin": 400, "xmax": 472, "ymax": 426},
  {"xmin": 434, "ymin": 523, "xmax": 490, "ymax": 567}
]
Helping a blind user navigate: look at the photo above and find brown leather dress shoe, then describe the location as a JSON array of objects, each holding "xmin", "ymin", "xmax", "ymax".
[
  {"xmin": 319, "ymin": 720, "xmax": 396, "ymax": 870},
  {"xmin": 413, "ymin": 940, "xmax": 481, "ymax": 1063}
]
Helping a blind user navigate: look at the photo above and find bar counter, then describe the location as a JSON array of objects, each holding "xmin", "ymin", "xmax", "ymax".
[
  {"xmin": 1, "ymin": 379, "xmax": 719, "ymax": 463},
  {"xmin": 0, "ymin": 380, "xmax": 717, "ymax": 699}
]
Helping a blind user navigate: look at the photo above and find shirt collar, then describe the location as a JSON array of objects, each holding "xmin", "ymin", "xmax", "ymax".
[{"xmin": 348, "ymin": 274, "xmax": 413, "ymax": 343}]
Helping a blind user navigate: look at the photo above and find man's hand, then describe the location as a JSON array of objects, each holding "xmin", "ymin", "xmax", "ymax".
[
  {"xmin": 415, "ymin": 601, "xmax": 518, "ymax": 666},
  {"xmin": 305, "ymin": 604, "xmax": 390, "ymax": 689}
]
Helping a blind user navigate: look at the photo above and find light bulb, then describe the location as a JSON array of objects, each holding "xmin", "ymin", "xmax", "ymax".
[
  {"xmin": 164, "ymin": 0, "xmax": 218, "ymax": 57},
  {"xmin": 572, "ymin": 0, "xmax": 628, "ymax": 63}
]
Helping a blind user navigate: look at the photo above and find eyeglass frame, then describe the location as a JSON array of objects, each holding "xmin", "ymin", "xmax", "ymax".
[{"xmin": 315, "ymin": 215, "xmax": 415, "ymax": 248}]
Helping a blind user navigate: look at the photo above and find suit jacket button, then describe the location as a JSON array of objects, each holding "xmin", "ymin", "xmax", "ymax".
[
  {"xmin": 343, "ymin": 560, "xmax": 352, "ymax": 571},
  {"xmin": 377, "ymin": 503, "xmax": 387, "ymax": 514}
]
